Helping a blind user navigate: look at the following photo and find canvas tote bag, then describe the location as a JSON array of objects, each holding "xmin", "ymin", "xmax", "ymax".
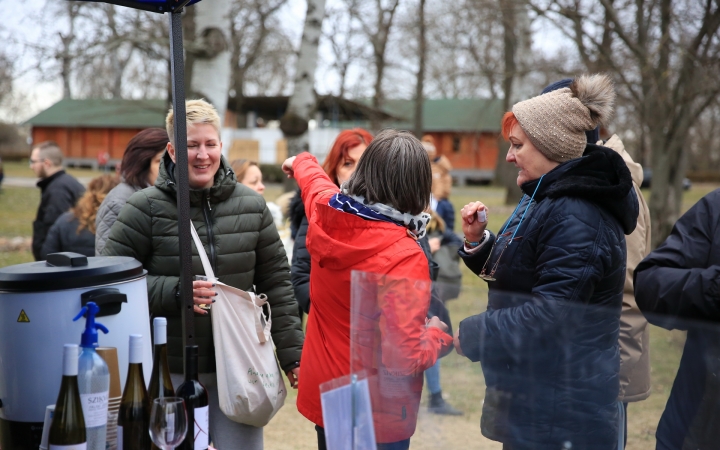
[{"xmin": 190, "ymin": 222, "xmax": 287, "ymax": 427}]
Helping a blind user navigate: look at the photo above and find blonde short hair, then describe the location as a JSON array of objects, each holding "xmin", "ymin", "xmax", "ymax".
[{"xmin": 165, "ymin": 99, "xmax": 221, "ymax": 146}]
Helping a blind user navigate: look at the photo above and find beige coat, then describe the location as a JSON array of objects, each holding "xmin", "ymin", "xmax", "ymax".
[
  {"xmin": 431, "ymin": 155, "xmax": 453, "ymax": 200},
  {"xmin": 604, "ymin": 135, "xmax": 652, "ymax": 402}
]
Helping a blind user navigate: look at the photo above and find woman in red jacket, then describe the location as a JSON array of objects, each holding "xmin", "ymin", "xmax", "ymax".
[{"xmin": 282, "ymin": 129, "xmax": 453, "ymax": 450}]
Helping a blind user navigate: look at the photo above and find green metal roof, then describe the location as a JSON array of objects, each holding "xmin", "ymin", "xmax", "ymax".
[
  {"xmin": 24, "ymin": 98, "xmax": 168, "ymax": 128},
  {"xmin": 379, "ymin": 98, "xmax": 504, "ymax": 132}
]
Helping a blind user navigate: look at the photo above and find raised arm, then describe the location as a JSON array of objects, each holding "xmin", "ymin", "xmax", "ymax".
[
  {"xmin": 283, "ymin": 153, "xmax": 339, "ymax": 222},
  {"xmin": 459, "ymin": 206, "xmax": 618, "ymax": 364}
]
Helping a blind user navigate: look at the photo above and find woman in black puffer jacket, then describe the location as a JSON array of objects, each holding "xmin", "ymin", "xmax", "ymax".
[
  {"xmin": 41, "ymin": 174, "xmax": 119, "ymax": 259},
  {"xmin": 454, "ymin": 74, "xmax": 638, "ymax": 450},
  {"xmin": 290, "ymin": 128, "xmax": 373, "ymax": 316}
]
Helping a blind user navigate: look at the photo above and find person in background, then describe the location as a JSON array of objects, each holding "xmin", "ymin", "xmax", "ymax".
[
  {"xmin": 0, "ymin": 156, "xmax": 4, "ymax": 189},
  {"xmin": 423, "ymin": 211, "xmax": 464, "ymax": 416},
  {"xmin": 422, "ymin": 135, "xmax": 455, "ymax": 231},
  {"xmin": 95, "ymin": 128, "xmax": 168, "ymax": 255},
  {"xmin": 232, "ymin": 158, "xmax": 292, "ymax": 261},
  {"xmin": 454, "ymin": 74, "xmax": 637, "ymax": 450},
  {"xmin": 283, "ymin": 129, "xmax": 452, "ymax": 450},
  {"xmin": 41, "ymin": 174, "xmax": 119, "ymax": 259},
  {"xmin": 289, "ymin": 128, "xmax": 373, "ymax": 316},
  {"xmin": 634, "ymin": 190, "xmax": 720, "ymax": 449},
  {"xmin": 421, "ymin": 134, "xmax": 465, "ymax": 417},
  {"xmin": 102, "ymin": 99, "xmax": 303, "ymax": 449},
  {"xmin": 30, "ymin": 141, "xmax": 85, "ymax": 260},
  {"xmin": 231, "ymin": 159, "xmax": 283, "ymax": 229},
  {"xmin": 541, "ymin": 78, "xmax": 652, "ymax": 448}
]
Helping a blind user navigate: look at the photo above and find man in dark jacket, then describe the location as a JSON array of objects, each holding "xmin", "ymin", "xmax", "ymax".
[
  {"xmin": 30, "ymin": 141, "xmax": 85, "ymax": 260},
  {"xmin": 634, "ymin": 189, "xmax": 720, "ymax": 450}
]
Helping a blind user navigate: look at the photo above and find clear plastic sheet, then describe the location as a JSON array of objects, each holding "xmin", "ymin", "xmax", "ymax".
[{"xmin": 312, "ymin": 270, "xmax": 715, "ymax": 449}]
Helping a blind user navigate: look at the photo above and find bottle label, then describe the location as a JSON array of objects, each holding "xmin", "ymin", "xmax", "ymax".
[
  {"xmin": 80, "ymin": 391, "xmax": 109, "ymax": 428},
  {"xmin": 193, "ymin": 405, "xmax": 209, "ymax": 450},
  {"xmin": 117, "ymin": 426, "xmax": 122, "ymax": 449},
  {"xmin": 49, "ymin": 445, "xmax": 87, "ymax": 450}
]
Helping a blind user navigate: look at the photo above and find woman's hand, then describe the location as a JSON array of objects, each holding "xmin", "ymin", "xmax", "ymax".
[
  {"xmin": 460, "ymin": 201, "xmax": 489, "ymax": 243},
  {"xmin": 286, "ymin": 366, "xmax": 300, "ymax": 389},
  {"xmin": 192, "ymin": 280, "xmax": 216, "ymax": 315},
  {"xmin": 281, "ymin": 156, "xmax": 297, "ymax": 178},
  {"xmin": 453, "ymin": 329, "xmax": 464, "ymax": 357},
  {"xmin": 427, "ymin": 316, "xmax": 449, "ymax": 333}
]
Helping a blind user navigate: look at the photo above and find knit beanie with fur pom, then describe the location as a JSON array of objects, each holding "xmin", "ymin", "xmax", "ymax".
[{"xmin": 512, "ymin": 74, "xmax": 615, "ymax": 162}]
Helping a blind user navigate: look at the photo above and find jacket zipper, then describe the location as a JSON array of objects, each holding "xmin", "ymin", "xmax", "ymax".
[{"xmin": 202, "ymin": 191, "xmax": 217, "ymax": 274}]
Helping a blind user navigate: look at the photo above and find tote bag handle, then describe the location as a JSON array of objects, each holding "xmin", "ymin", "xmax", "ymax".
[{"xmin": 189, "ymin": 221, "xmax": 217, "ymax": 280}]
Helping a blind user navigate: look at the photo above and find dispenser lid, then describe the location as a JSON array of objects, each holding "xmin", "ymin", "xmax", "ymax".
[{"xmin": 0, "ymin": 255, "xmax": 145, "ymax": 292}]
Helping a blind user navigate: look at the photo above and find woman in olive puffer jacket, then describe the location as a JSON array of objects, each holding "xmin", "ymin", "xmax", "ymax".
[{"xmin": 102, "ymin": 99, "xmax": 303, "ymax": 449}]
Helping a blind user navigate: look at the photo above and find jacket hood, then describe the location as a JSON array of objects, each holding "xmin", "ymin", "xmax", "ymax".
[
  {"xmin": 310, "ymin": 202, "xmax": 413, "ymax": 270},
  {"xmin": 155, "ymin": 151, "xmax": 237, "ymax": 204},
  {"xmin": 602, "ymin": 134, "xmax": 643, "ymax": 186},
  {"xmin": 521, "ymin": 144, "xmax": 638, "ymax": 234}
]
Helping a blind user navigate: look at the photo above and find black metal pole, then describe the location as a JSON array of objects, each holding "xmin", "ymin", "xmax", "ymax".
[{"xmin": 169, "ymin": 10, "xmax": 195, "ymax": 351}]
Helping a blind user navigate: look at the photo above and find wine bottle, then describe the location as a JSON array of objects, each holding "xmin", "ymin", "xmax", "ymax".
[
  {"xmin": 175, "ymin": 345, "xmax": 209, "ymax": 450},
  {"xmin": 74, "ymin": 302, "xmax": 110, "ymax": 450},
  {"xmin": 148, "ymin": 318, "xmax": 174, "ymax": 450},
  {"xmin": 49, "ymin": 344, "xmax": 87, "ymax": 450},
  {"xmin": 117, "ymin": 334, "xmax": 150, "ymax": 450}
]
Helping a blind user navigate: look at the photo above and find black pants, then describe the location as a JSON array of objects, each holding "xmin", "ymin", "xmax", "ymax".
[{"xmin": 315, "ymin": 425, "xmax": 411, "ymax": 450}]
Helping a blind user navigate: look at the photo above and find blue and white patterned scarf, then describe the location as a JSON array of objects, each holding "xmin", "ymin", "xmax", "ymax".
[{"xmin": 328, "ymin": 191, "xmax": 431, "ymax": 239}]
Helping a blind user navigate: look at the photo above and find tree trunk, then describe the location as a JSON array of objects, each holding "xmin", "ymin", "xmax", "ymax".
[
  {"xmin": 60, "ymin": 3, "xmax": 78, "ymax": 99},
  {"xmin": 494, "ymin": 0, "xmax": 524, "ymax": 204},
  {"xmin": 190, "ymin": 0, "xmax": 232, "ymax": 122},
  {"xmin": 281, "ymin": 0, "xmax": 326, "ymax": 172},
  {"xmin": 648, "ymin": 130, "xmax": 686, "ymax": 248},
  {"xmin": 182, "ymin": 7, "xmax": 196, "ymax": 98},
  {"xmin": 413, "ymin": 0, "xmax": 426, "ymax": 138}
]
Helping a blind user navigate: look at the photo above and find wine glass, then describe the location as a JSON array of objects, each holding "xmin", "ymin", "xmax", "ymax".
[{"xmin": 149, "ymin": 397, "xmax": 188, "ymax": 450}]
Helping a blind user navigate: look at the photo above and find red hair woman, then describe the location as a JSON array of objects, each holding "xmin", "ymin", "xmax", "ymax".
[{"xmin": 289, "ymin": 128, "xmax": 373, "ymax": 316}]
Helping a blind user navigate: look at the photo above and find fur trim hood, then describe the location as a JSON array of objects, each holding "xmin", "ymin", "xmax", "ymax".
[{"xmin": 521, "ymin": 144, "xmax": 638, "ymax": 235}]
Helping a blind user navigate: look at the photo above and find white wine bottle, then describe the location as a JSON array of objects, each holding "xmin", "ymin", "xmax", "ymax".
[
  {"xmin": 148, "ymin": 318, "xmax": 174, "ymax": 450},
  {"xmin": 49, "ymin": 344, "xmax": 87, "ymax": 450},
  {"xmin": 175, "ymin": 345, "xmax": 209, "ymax": 450},
  {"xmin": 117, "ymin": 334, "xmax": 150, "ymax": 449}
]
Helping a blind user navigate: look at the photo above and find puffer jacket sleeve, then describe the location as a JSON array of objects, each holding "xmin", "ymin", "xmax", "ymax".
[
  {"xmin": 635, "ymin": 189, "xmax": 720, "ymax": 328},
  {"xmin": 253, "ymin": 204, "xmax": 304, "ymax": 371},
  {"xmin": 459, "ymin": 204, "xmax": 613, "ymax": 363},
  {"xmin": 101, "ymin": 192, "xmax": 180, "ymax": 316},
  {"xmin": 458, "ymin": 231, "xmax": 496, "ymax": 274},
  {"xmin": 290, "ymin": 215, "xmax": 311, "ymax": 314},
  {"xmin": 95, "ymin": 194, "xmax": 124, "ymax": 256}
]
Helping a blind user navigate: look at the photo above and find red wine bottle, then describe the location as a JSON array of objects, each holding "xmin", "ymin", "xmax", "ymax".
[{"xmin": 175, "ymin": 345, "xmax": 209, "ymax": 450}]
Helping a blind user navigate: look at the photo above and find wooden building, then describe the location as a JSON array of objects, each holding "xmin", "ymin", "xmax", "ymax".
[
  {"xmin": 381, "ymin": 98, "xmax": 504, "ymax": 183},
  {"xmin": 24, "ymin": 99, "xmax": 167, "ymax": 168}
]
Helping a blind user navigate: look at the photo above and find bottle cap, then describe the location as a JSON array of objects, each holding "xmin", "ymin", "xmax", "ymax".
[
  {"xmin": 73, "ymin": 302, "xmax": 109, "ymax": 348},
  {"xmin": 129, "ymin": 334, "xmax": 143, "ymax": 364},
  {"xmin": 153, "ymin": 317, "xmax": 167, "ymax": 346},
  {"xmin": 63, "ymin": 344, "xmax": 79, "ymax": 376}
]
